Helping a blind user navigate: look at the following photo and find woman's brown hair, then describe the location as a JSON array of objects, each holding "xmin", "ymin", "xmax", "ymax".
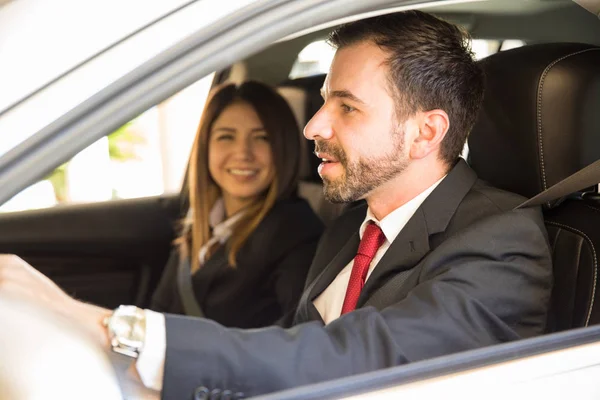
[{"xmin": 180, "ymin": 81, "xmax": 303, "ymax": 272}]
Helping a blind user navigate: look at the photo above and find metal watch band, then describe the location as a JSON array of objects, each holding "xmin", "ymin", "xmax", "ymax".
[{"xmin": 104, "ymin": 305, "xmax": 146, "ymax": 359}]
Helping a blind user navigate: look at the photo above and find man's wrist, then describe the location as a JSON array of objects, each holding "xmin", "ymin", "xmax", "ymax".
[{"xmin": 69, "ymin": 299, "xmax": 112, "ymax": 349}]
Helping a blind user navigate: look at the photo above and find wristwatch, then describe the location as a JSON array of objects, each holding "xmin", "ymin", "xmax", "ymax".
[{"xmin": 103, "ymin": 305, "xmax": 146, "ymax": 359}]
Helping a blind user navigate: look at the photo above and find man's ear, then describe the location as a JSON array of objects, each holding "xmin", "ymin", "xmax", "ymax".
[{"xmin": 409, "ymin": 109, "xmax": 450, "ymax": 160}]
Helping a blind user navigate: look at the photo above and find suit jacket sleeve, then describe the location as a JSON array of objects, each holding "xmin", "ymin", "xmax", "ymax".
[{"xmin": 161, "ymin": 208, "xmax": 552, "ymax": 398}]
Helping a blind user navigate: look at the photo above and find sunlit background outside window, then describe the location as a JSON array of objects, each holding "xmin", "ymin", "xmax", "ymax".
[
  {"xmin": 0, "ymin": 74, "xmax": 214, "ymax": 212},
  {"xmin": 289, "ymin": 38, "xmax": 525, "ymax": 80},
  {"xmin": 289, "ymin": 40, "xmax": 336, "ymax": 79}
]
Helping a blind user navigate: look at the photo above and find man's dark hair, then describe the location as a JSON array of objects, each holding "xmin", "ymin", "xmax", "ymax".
[{"xmin": 329, "ymin": 10, "xmax": 484, "ymax": 165}]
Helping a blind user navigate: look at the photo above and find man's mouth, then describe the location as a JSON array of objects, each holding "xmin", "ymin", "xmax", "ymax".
[
  {"xmin": 315, "ymin": 152, "xmax": 343, "ymax": 177},
  {"xmin": 315, "ymin": 152, "xmax": 339, "ymax": 164}
]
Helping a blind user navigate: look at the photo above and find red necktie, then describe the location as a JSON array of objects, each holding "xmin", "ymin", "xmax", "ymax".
[{"xmin": 341, "ymin": 222, "xmax": 386, "ymax": 315}]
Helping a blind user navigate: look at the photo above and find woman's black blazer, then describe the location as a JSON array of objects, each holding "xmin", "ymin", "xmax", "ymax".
[{"xmin": 150, "ymin": 197, "xmax": 324, "ymax": 329}]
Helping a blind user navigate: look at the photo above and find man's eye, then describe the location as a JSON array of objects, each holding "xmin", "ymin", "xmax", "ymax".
[{"xmin": 341, "ymin": 104, "xmax": 355, "ymax": 113}]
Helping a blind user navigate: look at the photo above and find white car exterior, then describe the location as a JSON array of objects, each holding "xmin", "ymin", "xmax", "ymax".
[{"xmin": 1, "ymin": 0, "xmax": 599, "ymax": 398}]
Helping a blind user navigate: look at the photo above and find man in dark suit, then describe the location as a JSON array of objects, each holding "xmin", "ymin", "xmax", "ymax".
[{"xmin": 0, "ymin": 10, "xmax": 552, "ymax": 400}]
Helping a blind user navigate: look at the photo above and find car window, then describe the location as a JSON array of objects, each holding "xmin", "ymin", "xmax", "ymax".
[
  {"xmin": 289, "ymin": 40, "xmax": 336, "ymax": 79},
  {"xmin": 288, "ymin": 38, "xmax": 526, "ymax": 79},
  {"xmin": 0, "ymin": 73, "xmax": 214, "ymax": 213},
  {"xmin": 0, "ymin": 0, "xmax": 258, "ymax": 172},
  {"xmin": 471, "ymin": 39, "xmax": 526, "ymax": 59}
]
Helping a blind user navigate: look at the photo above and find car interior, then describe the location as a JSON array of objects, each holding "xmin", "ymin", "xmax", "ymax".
[
  {"xmin": 0, "ymin": 0, "xmax": 599, "ymax": 344},
  {"xmin": 469, "ymin": 42, "xmax": 600, "ymax": 332}
]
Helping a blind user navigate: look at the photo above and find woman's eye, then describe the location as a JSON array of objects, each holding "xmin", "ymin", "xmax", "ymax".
[
  {"xmin": 255, "ymin": 134, "xmax": 269, "ymax": 142},
  {"xmin": 216, "ymin": 134, "xmax": 234, "ymax": 141},
  {"xmin": 341, "ymin": 104, "xmax": 355, "ymax": 113}
]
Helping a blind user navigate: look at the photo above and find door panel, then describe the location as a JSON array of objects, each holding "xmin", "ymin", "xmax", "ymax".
[{"xmin": 0, "ymin": 193, "xmax": 182, "ymax": 309}]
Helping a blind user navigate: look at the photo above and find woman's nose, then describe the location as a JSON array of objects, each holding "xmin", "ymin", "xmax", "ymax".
[{"xmin": 233, "ymin": 138, "xmax": 254, "ymax": 160}]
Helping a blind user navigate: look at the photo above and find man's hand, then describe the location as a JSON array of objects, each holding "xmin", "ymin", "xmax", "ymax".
[
  {"xmin": 0, "ymin": 254, "xmax": 74, "ymax": 308},
  {"xmin": 0, "ymin": 254, "xmax": 161, "ymax": 398},
  {"xmin": 0, "ymin": 254, "xmax": 111, "ymax": 347}
]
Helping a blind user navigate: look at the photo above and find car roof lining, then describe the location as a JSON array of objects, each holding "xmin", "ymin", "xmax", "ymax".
[{"xmin": 243, "ymin": 0, "xmax": 600, "ymax": 86}]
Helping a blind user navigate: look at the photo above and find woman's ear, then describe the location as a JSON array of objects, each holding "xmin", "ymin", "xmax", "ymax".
[{"xmin": 409, "ymin": 109, "xmax": 450, "ymax": 160}]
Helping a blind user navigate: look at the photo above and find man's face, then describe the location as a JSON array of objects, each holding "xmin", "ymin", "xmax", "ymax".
[{"xmin": 304, "ymin": 41, "xmax": 410, "ymax": 203}]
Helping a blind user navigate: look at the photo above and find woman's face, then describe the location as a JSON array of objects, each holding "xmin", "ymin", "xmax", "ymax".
[{"xmin": 208, "ymin": 101, "xmax": 275, "ymax": 215}]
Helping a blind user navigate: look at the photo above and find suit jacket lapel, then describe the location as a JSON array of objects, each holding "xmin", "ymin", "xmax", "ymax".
[
  {"xmin": 199, "ymin": 246, "xmax": 229, "ymax": 272},
  {"xmin": 306, "ymin": 232, "xmax": 360, "ymax": 302},
  {"xmin": 296, "ymin": 237, "xmax": 359, "ymax": 324},
  {"xmin": 358, "ymin": 159, "xmax": 477, "ymax": 306},
  {"xmin": 358, "ymin": 208, "xmax": 430, "ymax": 306},
  {"xmin": 295, "ymin": 207, "xmax": 365, "ymax": 323}
]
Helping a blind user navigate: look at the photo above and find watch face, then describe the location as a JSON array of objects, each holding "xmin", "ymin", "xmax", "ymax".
[{"xmin": 110, "ymin": 306, "xmax": 146, "ymax": 349}]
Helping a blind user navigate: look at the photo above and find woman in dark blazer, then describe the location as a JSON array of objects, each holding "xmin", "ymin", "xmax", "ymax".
[{"xmin": 150, "ymin": 81, "xmax": 324, "ymax": 329}]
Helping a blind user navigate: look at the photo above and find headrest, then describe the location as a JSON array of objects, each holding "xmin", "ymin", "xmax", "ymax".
[
  {"xmin": 468, "ymin": 43, "xmax": 600, "ymax": 200},
  {"xmin": 279, "ymin": 74, "xmax": 327, "ymax": 182},
  {"xmin": 277, "ymin": 86, "xmax": 311, "ymax": 179},
  {"xmin": 277, "ymin": 86, "xmax": 308, "ymax": 128},
  {"xmin": 281, "ymin": 74, "xmax": 327, "ymax": 123}
]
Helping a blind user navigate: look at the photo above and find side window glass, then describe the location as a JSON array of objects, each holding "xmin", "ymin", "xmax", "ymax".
[
  {"xmin": 471, "ymin": 39, "xmax": 526, "ymax": 60},
  {"xmin": 500, "ymin": 39, "xmax": 526, "ymax": 51},
  {"xmin": 289, "ymin": 40, "xmax": 335, "ymax": 79},
  {"xmin": 288, "ymin": 38, "xmax": 526, "ymax": 81},
  {"xmin": 0, "ymin": 73, "xmax": 215, "ymax": 213}
]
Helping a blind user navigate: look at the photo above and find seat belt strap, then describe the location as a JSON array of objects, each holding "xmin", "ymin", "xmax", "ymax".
[
  {"xmin": 517, "ymin": 159, "xmax": 600, "ymax": 209},
  {"xmin": 177, "ymin": 253, "xmax": 205, "ymax": 318}
]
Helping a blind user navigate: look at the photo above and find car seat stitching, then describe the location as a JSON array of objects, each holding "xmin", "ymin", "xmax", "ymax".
[
  {"xmin": 537, "ymin": 48, "xmax": 600, "ymax": 200},
  {"xmin": 583, "ymin": 204, "xmax": 600, "ymax": 214},
  {"xmin": 546, "ymin": 221, "xmax": 597, "ymax": 326},
  {"xmin": 552, "ymin": 225, "xmax": 561, "ymax": 249}
]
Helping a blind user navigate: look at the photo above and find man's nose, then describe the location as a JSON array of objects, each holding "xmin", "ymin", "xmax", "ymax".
[{"xmin": 304, "ymin": 106, "xmax": 334, "ymax": 141}]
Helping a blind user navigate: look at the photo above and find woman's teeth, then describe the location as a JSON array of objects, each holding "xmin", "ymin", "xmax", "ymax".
[{"xmin": 229, "ymin": 169, "xmax": 257, "ymax": 176}]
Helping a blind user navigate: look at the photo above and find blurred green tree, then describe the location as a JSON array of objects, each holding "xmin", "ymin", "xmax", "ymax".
[{"xmin": 45, "ymin": 121, "xmax": 145, "ymax": 202}]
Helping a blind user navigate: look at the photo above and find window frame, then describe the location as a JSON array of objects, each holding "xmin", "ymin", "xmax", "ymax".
[{"xmin": 258, "ymin": 326, "xmax": 600, "ymax": 399}]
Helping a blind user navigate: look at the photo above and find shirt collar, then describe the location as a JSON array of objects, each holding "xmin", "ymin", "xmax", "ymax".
[
  {"xmin": 359, "ymin": 175, "xmax": 447, "ymax": 243},
  {"xmin": 208, "ymin": 198, "xmax": 226, "ymax": 228},
  {"xmin": 211, "ymin": 198, "xmax": 247, "ymax": 237}
]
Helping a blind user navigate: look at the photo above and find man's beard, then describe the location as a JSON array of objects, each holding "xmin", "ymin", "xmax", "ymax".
[{"xmin": 315, "ymin": 128, "xmax": 408, "ymax": 203}]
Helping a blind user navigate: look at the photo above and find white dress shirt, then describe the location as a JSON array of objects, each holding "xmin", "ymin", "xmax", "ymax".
[
  {"xmin": 313, "ymin": 177, "xmax": 445, "ymax": 324},
  {"xmin": 136, "ymin": 177, "xmax": 445, "ymax": 391},
  {"xmin": 136, "ymin": 309, "xmax": 166, "ymax": 391}
]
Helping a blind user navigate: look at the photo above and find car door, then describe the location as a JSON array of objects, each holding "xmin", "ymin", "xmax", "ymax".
[
  {"xmin": 0, "ymin": 193, "xmax": 181, "ymax": 308},
  {"xmin": 253, "ymin": 325, "xmax": 600, "ymax": 400}
]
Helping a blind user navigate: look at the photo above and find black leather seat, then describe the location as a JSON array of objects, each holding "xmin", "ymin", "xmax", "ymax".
[{"xmin": 469, "ymin": 43, "xmax": 600, "ymax": 332}]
